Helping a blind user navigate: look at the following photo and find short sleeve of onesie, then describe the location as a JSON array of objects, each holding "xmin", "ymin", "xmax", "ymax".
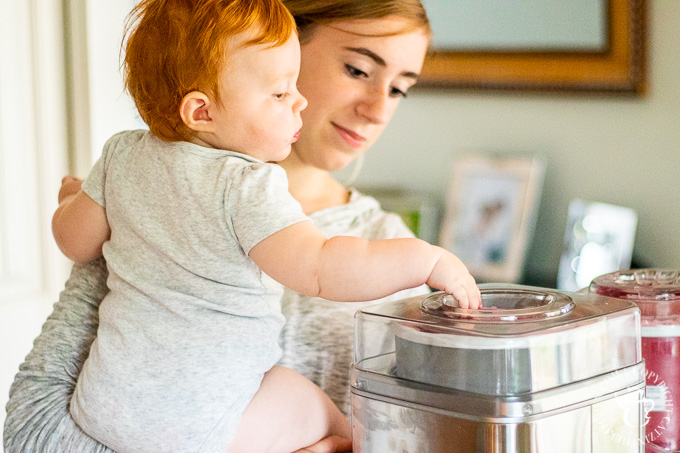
[
  {"xmin": 226, "ymin": 162, "xmax": 310, "ymax": 255},
  {"xmin": 82, "ymin": 151, "xmax": 107, "ymax": 207},
  {"xmin": 82, "ymin": 130, "xmax": 144, "ymax": 207}
]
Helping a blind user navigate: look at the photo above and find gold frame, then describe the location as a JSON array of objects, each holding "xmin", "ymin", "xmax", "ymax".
[{"xmin": 417, "ymin": 0, "xmax": 646, "ymax": 94}]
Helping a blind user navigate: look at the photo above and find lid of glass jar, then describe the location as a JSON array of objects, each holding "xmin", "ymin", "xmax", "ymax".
[{"xmin": 589, "ymin": 269, "xmax": 680, "ymax": 301}]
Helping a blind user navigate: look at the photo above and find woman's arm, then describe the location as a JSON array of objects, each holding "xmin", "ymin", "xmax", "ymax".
[
  {"xmin": 4, "ymin": 177, "xmax": 111, "ymax": 451},
  {"xmin": 3, "ymin": 259, "xmax": 114, "ymax": 453},
  {"xmin": 52, "ymin": 177, "xmax": 110, "ymax": 263},
  {"xmin": 249, "ymin": 220, "xmax": 481, "ymax": 308}
]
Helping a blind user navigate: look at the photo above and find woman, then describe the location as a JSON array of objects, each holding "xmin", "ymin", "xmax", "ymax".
[{"xmin": 3, "ymin": 0, "xmax": 432, "ymax": 451}]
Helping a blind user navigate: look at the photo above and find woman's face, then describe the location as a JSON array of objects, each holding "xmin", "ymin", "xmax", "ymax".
[{"xmin": 291, "ymin": 17, "xmax": 429, "ymax": 172}]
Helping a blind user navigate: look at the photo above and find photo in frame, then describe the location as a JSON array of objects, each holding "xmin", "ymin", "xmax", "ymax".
[{"xmin": 439, "ymin": 156, "xmax": 545, "ymax": 283}]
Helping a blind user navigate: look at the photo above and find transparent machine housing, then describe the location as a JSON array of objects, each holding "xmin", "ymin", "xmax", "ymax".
[{"xmin": 351, "ymin": 284, "xmax": 645, "ymax": 453}]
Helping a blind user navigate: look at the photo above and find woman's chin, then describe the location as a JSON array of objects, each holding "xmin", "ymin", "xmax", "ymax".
[
  {"xmin": 324, "ymin": 154, "xmax": 360, "ymax": 173},
  {"xmin": 289, "ymin": 140, "xmax": 365, "ymax": 173}
]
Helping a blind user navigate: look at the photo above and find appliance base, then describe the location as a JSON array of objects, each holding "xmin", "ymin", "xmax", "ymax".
[{"xmin": 351, "ymin": 387, "xmax": 645, "ymax": 453}]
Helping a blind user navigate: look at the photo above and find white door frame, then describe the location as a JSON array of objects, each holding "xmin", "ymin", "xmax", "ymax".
[{"xmin": 0, "ymin": 0, "xmax": 70, "ymax": 302}]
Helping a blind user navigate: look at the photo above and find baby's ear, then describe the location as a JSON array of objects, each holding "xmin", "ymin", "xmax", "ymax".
[{"xmin": 180, "ymin": 91, "xmax": 213, "ymax": 132}]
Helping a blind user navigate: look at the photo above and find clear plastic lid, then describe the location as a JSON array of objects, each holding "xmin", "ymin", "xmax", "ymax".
[
  {"xmin": 354, "ymin": 284, "xmax": 641, "ymax": 395},
  {"xmin": 421, "ymin": 289, "xmax": 574, "ymax": 322}
]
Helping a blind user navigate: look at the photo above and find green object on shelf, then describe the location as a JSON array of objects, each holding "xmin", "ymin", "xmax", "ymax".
[
  {"xmin": 360, "ymin": 186, "xmax": 440, "ymax": 243},
  {"xmin": 399, "ymin": 210, "xmax": 421, "ymax": 238}
]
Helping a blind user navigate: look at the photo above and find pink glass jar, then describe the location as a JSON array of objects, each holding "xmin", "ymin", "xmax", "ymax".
[{"xmin": 589, "ymin": 269, "xmax": 680, "ymax": 452}]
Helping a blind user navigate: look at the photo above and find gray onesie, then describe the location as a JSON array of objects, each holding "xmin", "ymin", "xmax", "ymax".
[{"xmin": 71, "ymin": 130, "xmax": 308, "ymax": 452}]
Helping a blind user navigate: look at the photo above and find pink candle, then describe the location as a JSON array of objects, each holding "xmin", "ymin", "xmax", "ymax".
[
  {"xmin": 640, "ymin": 321, "xmax": 680, "ymax": 452},
  {"xmin": 590, "ymin": 269, "xmax": 680, "ymax": 453}
]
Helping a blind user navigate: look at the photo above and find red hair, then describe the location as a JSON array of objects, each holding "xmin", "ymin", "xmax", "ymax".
[{"xmin": 123, "ymin": 0, "xmax": 296, "ymax": 142}]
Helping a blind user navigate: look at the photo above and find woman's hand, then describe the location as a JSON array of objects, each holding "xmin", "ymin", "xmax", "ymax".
[
  {"xmin": 427, "ymin": 246, "xmax": 482, "ymax": 309},
  {"xmin": 58, "ymin": 176, "xmax": 83, "ymax": 204}
]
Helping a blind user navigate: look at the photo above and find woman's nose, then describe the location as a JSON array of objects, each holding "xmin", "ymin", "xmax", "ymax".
[{"xmin": 355, "ymin": 87, "xmax": 391, "ymax": 125}]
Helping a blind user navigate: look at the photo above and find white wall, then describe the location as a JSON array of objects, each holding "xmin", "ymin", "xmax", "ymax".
[{"xmin": 353, "ymin": 2, "xmax": 680, "ymax": 285}]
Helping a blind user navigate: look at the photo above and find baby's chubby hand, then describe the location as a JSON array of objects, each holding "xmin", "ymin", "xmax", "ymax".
[
  {"xmin": 426, "ymin": 246, "xmax": 481, "ymax": 309},
  {"xmin": 58, "ymin": 176, "xmax": 83, "ymax": 204}
]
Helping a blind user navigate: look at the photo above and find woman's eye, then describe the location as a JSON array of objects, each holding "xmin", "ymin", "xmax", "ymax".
[
  {"xmin": 390, "ymin": 87, "xmax": 408, "ymax": 98},
  {"xmin": 345, "ymin": 65, "xmax": 367, "ymax": 79}
]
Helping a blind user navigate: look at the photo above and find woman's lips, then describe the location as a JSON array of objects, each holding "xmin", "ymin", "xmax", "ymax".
[{"xmin": 332, "ymin": 123, "xmax": 366, "ymax": 148}]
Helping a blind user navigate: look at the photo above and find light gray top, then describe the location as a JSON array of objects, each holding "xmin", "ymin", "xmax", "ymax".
[
  {"xmin": 73, "ymin": 130, "xmax": 308, "ymax": 451},
  {"xmin": 4, "ymin": 259, "xmax": 114, "ymax": 453}
]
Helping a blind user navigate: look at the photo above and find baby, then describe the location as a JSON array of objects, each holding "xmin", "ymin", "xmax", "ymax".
[{"xmin": 51, "ymin": 0, "xmax": 480, "ymax": 451}]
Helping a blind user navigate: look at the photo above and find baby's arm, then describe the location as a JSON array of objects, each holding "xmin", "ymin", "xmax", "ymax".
[
  {"xmin": 52, "ymin": 176, "xmax": 110, "ymax": 262},
  {"xmin": 249, "ymin": 220, "xmax": 481, "ymax": 308}
]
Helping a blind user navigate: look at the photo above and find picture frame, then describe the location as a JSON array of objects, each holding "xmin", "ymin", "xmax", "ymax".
[
  {"xmin": 439, "ymin": 156, "xmax": 545, "ymax": 283},
  {"xmin": 417, "ymin": 0, "xmax": 646, "ymax": 94},
  {"xmin": 557, "ymin": 199, "xmax": 638, "ymax": 291}
]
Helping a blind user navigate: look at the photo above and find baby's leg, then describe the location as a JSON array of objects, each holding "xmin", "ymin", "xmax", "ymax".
[
  {"xmin": 227, "ymin": 365, "xmax": 352, "ymax": 453},
  {"xmin": 292, "ymin": 435, "xmax": 353, "ymax": 452}
]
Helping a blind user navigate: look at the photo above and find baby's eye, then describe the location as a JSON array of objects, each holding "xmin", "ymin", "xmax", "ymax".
[
  {"xmin": 345, "ymin": 65, "xmax": 367, "ymax": 79},
  {"xmin": 273, "ymin": 92, "xmax": 288, "ymax": 100}
]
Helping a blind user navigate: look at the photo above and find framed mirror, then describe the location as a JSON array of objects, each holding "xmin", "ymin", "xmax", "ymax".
[{"xmin": 418, "ymin": 0, "xmax": 646, "ymax": 94}]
